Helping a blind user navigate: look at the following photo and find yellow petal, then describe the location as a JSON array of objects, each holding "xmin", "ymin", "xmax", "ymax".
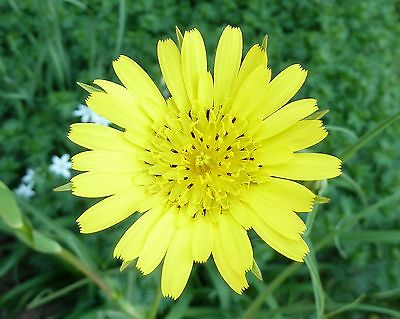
[
  {"xmin": 230, "ymin": 65, "xmax": 271, "ymax": 117},
  {"xmin": 252, "ymin": 213, "xmax": 309, "ymax": 262},
  {"xmin": 243, "ymin": 185, "xmax": 306, "ymax": 238},
  {"xmin": 112, "ymin": 55, "xmax": 165, "ymax": 108},
  {"xmin": 213, "ymin": 26, "xmax": 242, "ymax": 107},
  {"xmin": 255, "ymin": 143, "xmax": 293, "ymax": 165},
  {"xmin": 114, "ymin": 207, "xmax": 163, "ymax": 260},
  {"xmin": 265, "ymin": 120, "xmax": 328, "ymax": 151},
  {"xmin": 267, "ymin": 153, "xmax": 342, "ymax": 181},
  {"xmin": 197, "ymin": 71, "xmax": 213, "ymax": 110},
  {"xmin": 218, "ymin": 214, "xmax": 252, "ymax": 273},
  {"xmin": 93, "ymin": 79, "xmax": 125, "ymax": 94},
  {"xmin": 232, "ymin": 44, "xmax": 268, "ymax": 97},
  {"xmin": 257, "ymin": 64, "xmax": 308, "ymax": 119},
  {"xmin": 229, "ymin": 198, "xmax": 253, "ymax": 230},
  {"xmin": 71, "ymin": 151, "xmax": 140, "ymax": 173},
  {"xmin": 68, "ymin": 123, "xmax": 137, "ymax": 152},
  {"xmin": 71, "ymin": 172, "xmax": 134, "ymax": 198},
  {"xmin": 157, "ymin": 39, "xmax": 189, "ymax": 111},
  {"xmin": 93, "ymin": 79, "xmax": 163, "ymax": 122},
  {"xmin": 192, "ymin": 216, "xmax": 213, "ymax": 262},
  {"xmin": 136, "ymin": 208, "xmax": 177, "ymax": 275},
  {"xmin": 212, "ymin": 223, "xmax": 249, "ymax": 294},
  {"xmin": 77, "ymin": 187, "xmax": 146, "ymax": 233},
  {"xmin": 86, "ymin": 91, "xmax": 149, "ymax": 129},
  {"xmin": 181, "ymin": 29, "xmax": 207, "ymax": 105},
  {"xmin": 267, "ymin": 178, "xmax": 315, "ymax": 212},
  {"xmin": 254, "ymin": 99, "xmax": 318, "ymax": 140},
  {"xmin": 161, "ymin": 222, "xmax": 194, "ymax": 299}
]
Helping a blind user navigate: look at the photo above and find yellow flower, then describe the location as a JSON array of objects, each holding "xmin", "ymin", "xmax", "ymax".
[{"xmin": 68, "ymin": 26, "xmax": 341, "ymax": 299}]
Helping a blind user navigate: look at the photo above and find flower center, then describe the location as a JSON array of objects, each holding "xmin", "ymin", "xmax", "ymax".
[
  {"xmin": 141, "ymin": 105, "xmax": 260, "ymax": 218},
  {"xmin": 194, "ymin": 152, "xmax": 211, "ymax": 173}
]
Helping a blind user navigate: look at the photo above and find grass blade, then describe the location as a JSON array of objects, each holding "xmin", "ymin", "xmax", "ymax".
[{"xmin": 341, "ymin": 111, "xmax": 400, "ymax": 163}]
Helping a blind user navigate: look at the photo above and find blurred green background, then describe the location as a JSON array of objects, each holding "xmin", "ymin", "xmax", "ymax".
[{"xmin": 1, "ymin": 0, "xmax": 400, "ymax": 318}]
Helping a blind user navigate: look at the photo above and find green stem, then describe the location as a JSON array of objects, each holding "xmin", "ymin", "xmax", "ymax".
[
  {"xmin": 147, "ymin": 285, "xmax": 162, "ymax": 319},
  {"xmin": 57, "ymin": 249, "xmax": 143, "ymax": 319},
  {"xmin": 57, "ymin": 248, "xmax": 114, "ymax": 298},
  {"xmin": 340, "ymin": 111, "xmax": 400, "ymax": 163},
  {"xmin": 240, "ymin": 263, "xmax": 301, "ymax": 319}
]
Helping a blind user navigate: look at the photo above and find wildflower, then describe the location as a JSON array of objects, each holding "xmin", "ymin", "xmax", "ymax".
[
  {"xmin": 73, "ymin": 103, "xmax": 110, "ymax": 126},
  {"xmin": 15, "ymin": 183, "xmax": 35, "ymax": 198},
  {"xmin": 49, "ymin": 154, "xmax": 72, "ymax": 179},
  {"xmin": 21, "ymin": 168, "xmax": 35, "ymax": 186},
  {"xmin": 68, "ymin": 26, "xmax": 341, "ymax": 299}
]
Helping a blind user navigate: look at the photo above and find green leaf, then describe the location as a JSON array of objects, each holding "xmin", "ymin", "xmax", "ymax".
[
  {"xmin": 306, "ymin": 109, "xmax": 329, "ymax": 120},
  {"xmin": 77, "ymin": 81, "xmax": 103, "ymax": 93},
  {"xmin": 251, "ymin": 259, "xmax": 263, "ymax": 281},
  {"xmin": 31, "ymin": 230, "xmax": 62, "ymax": 254},
  {"xmin": 0, "ymin": 181, "xmax": 24, "ymax": 229},
  {"xmin": 120, "ymin": 260, "xmax": 134, "ymax": 271},
  {"xmin": 341, "ymin": 110, "xmax": 400, "ymax": 163},
  {"xmin": 340, "ymin": 230, "xmax": 400, "ymax": 243},
  {"xmin": 261, "ymin": 34, "xmax": 268, "ymax": 51},
  {"xmin": 53, "ymin": 182, "xmax": 72, "ymax": 192},
  {"xmin": 175, "ymin": 26, "xmax": 183, "ymax": 50},
  {"xmin": 314, "ymin": 195, "xmax": 330, "ymax": 204},
  {"xmin": 304, "ymin": 242, "xmax": 325, "ymax": 319}
]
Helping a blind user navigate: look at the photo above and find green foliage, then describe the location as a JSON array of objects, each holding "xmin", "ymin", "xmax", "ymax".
[{"xmin": 0, "ymin": 0, "xmax": 399, "ymax": 318}]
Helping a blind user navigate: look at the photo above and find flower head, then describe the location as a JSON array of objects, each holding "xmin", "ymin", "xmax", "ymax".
[
  {"xmin": 68, "ymin": 26, "xmax": 341, "ymax": 299},
  {"xmin": 21, "ymin": 168, "xmax": 35, "ymax": 186},
  {"xmin": 49, "ymin": 154, "xmax": 72, "ymax": 179},
  {"xmin": 15, "ymin": 182, "xmax": 35, "ymax": 199}
]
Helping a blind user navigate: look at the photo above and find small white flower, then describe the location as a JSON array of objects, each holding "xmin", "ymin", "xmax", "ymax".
[
  {"xmin": 49, "ymin": 154, "xmax": 72, "ymax": 179},
  {"xmin": 15, "ymin": 183, "xmax": 35, "ymax": 199},
  {"xmin": 21, "ymin": 168, "xmax": 35, "ymax": 186},
  {"xmin": 73, "ymin": 103, "xmax": 110, "ymax": 126}
]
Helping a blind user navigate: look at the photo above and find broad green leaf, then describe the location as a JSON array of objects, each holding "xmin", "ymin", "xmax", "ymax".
[
  {"xmin": 0, "ymin": 181, "xmax": 23, "ymax": 229},
  {"xmin": 31, "ymin": 230, "xmax": 62, "ymax": 254}
]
